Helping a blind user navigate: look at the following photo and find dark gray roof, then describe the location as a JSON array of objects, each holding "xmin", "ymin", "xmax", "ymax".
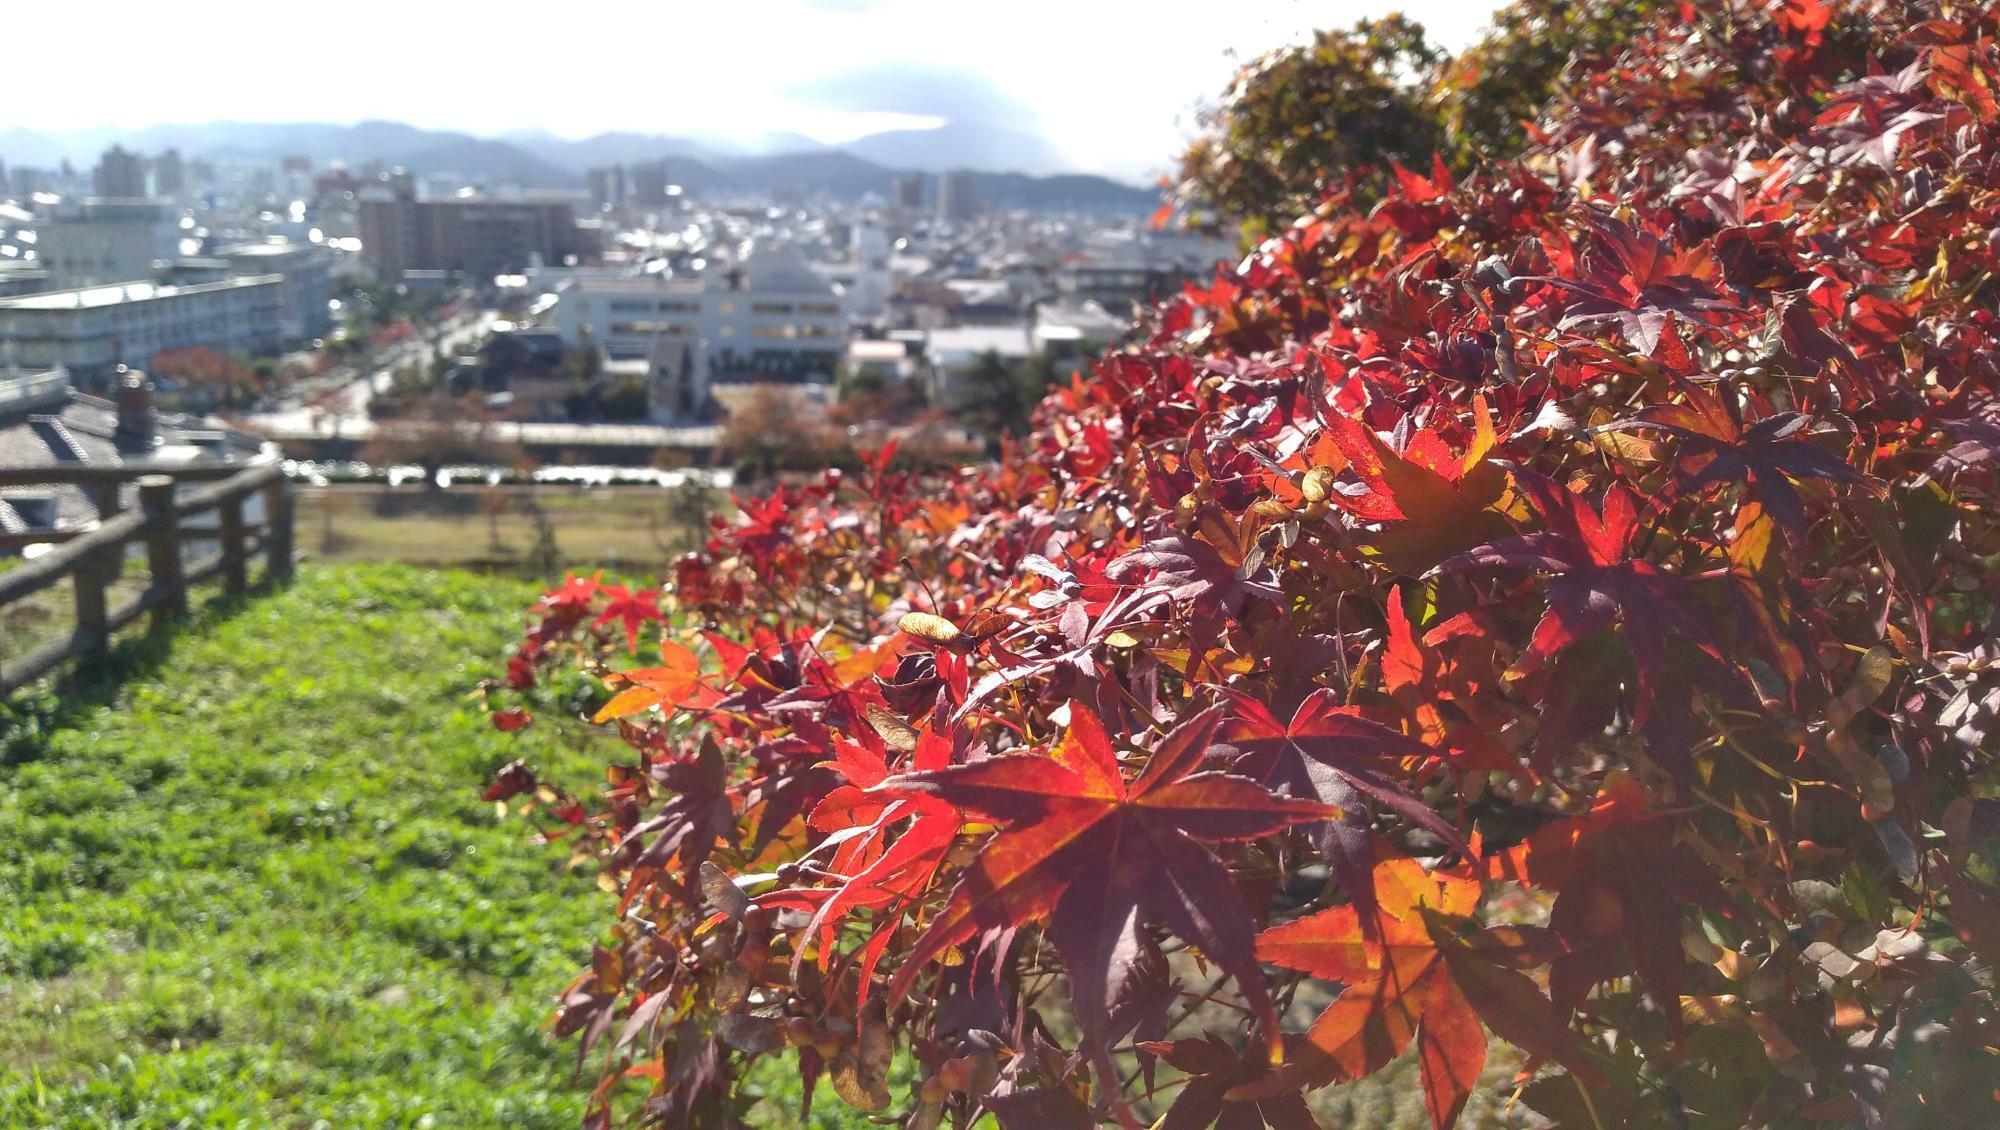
[{"xmin": 0, "ymin": 391, "xmax": 262, "ymax": 535}]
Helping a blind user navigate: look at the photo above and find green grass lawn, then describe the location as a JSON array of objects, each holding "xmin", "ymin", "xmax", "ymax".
[
  {"xmin": 298, "ymin": 485, "xmax": 719, "ymax": 573},
  {"xmin": 0, "ymin": 565, "xmax": 618, "ymax": 1128}
]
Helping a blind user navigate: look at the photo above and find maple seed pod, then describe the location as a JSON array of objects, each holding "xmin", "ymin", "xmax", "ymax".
[
  {"xmin": 812, "ymin": 1031, "xmax": 841, "ymax": 1058},
  {"xmin": 899, "ymin": 612, "xmax": 962, "ymax": 643},
  {"xmin": 1299, "ymin": 465, "xmax": 1336, "ymax": 504},
  {"xmin": 783, "ymin": 1016, "xmax": 816, "ymax": 1046},
  {"xmin": 1251, "ymin": 497, "xmax": 1296, "ymax": 521}
]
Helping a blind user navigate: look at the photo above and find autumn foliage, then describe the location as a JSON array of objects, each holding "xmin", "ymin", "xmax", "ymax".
[{"xmin": 483, "ymin": 2, "xmax": 2000, "ymax": 1125}]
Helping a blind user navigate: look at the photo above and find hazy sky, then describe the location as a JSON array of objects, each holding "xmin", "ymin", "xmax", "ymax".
[{"xmin": 10, "ymin": 0, "xmax": 1496, "ymax": 179}]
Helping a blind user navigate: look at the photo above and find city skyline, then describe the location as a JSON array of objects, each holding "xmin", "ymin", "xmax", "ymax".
[{"xmin": 4, "ymin": 0, "xmax": 1493, "ymax": 182}]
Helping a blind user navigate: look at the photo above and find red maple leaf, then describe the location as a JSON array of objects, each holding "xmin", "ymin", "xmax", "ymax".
[
  {"xmin": 1109, "ymin": 514, "xmax": 1282, "ymax": 616},
  {"xmin": 594, "ymin": 583, "xmax": 666, "ymax": 652},
  {"xmin": 779, "ymin": 727, "xmax": 961, "ymax": 997},
  {"xmin": 1601, "ymin": 381, "xmax": 1865, "ymax": 539},
  {"xmin": 1381, "ymin": 587, "xmax": 1514, "ymax": 774},
  {"xmin": 623, "ymin": 738, "xmax": 736, "ymax": 894},
  {"xmin": 541, "ymin": 569, "xmax": 602, "ymax": 612},
  {"xmin": 1256, "ymin": 854, "xmax": 1594, "ymax": 1129},
  {"xmin": 1434, "ymin": 471, "xmax": 1721, "ymax": 725},
  {"xmin": 1136, "ymin": 1034, "xmax": 1320, "ymax": 1130},
  {"xmin": 1214, "ymin": 688, "xmax": 1466, "ymax": 930},
  {"xmin": 1544, "ymin": 210, "xmax": 1734, "ymax": 353},
  {"xmin": 489, "ymin": 707, "xmax": 533, "ymax": 732},
  {"xmin": 593, "ymin": 639, "xmax": 706, "ymax": 722},
  {"xmin": 876, "ymin": 705, "xmax": 1337, "ymax": 1072},
  {"xmin": 1483, "ymin": 775, "xmax": 1726, "ymax": 1021}
]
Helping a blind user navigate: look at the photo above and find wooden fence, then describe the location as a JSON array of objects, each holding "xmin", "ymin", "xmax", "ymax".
[{"xmin": 0, "ymin": 462, "xmax": 294, "ymax": 694}]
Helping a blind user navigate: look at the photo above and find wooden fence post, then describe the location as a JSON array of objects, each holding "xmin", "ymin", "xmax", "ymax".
[
  {"xmin": 138, "ymin": 475, "xmax": 187, "ymax": 619},
  {"xmin": 263, "ymin": 474, "xmax": 295, "ymax": 581},
  {"xmin": 88, "ymin": 481, "xmax": 124, "ymax": 582},
  {"xmin": 219, "ymin": 493, "xmax": 248, "ymax": 595},
  {"xmin": 73, "ymin": 541, "xmax": 111, "ymax": 670}
]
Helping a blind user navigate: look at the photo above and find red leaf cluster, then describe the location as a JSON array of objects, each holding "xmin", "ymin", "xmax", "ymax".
[{"xmin": 483, "ymin": 2, "xmax": 2000, "ymax": 1125}]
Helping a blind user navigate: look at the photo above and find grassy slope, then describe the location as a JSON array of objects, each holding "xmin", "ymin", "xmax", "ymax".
[{"xmin": 0, "ymin": 565, "xmax": 615, "ymax": 1128}]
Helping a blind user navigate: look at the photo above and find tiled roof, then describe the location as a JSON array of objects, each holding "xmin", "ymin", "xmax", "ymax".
[{"xmin": 0, "ymin": 391, "xmax": 264, "ymax": 536}]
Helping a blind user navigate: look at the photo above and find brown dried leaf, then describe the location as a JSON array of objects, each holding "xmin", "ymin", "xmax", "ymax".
[
  {"xmin": 830, "ymin": 1013, "xmax": 893, "ymax": 1110},
  {"xmin": 700, "ymin": 861, "xmax": 752, "ymax": 920},
  {"xmin": 865, "ymin": 704, "xmax": 920, "ymax": 753}
]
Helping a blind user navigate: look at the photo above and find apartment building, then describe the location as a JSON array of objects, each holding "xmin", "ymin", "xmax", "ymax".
[
  {"xmin": 92, "ymin": 145, "xmax": 146, "ymax": 199},
  {"xmin": 217, "ymin": 241, "xmax": 335, "ymax": 342},
  {"xmin": 550, "ymin": 245, "xmax": 845, "ymax": 387},
  {"xmin": 359, "ymin": 177, "xmax": 593, "ymax": 279},
  {"xmin": 0, "ymin": 275, "xmax": 284, "ymax": 379}
]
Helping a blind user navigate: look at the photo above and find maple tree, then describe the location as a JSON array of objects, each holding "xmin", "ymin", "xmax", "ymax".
[{"xmin": 480, "ymin": 1, "xmax": 2000, "ymax": 1125}]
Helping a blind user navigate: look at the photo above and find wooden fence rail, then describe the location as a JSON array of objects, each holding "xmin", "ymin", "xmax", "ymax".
[{"xmin": 0, "ymin": 461, "xmax": 294, "ymax": 694}]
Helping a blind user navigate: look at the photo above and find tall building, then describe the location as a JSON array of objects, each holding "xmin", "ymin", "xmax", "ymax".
[
  {"xmin": 936, "ymin": 169, "xmax": 976, "ymax": 222},
  {"xmin": 152, "ymin": 149, "xmax": 187, "ymax": 198},
  {"xmin": 6, "ymin": 164, "xmax": 55, "ymax": 197},
  {"xmin": 358, "ymin": 177, "xmax": 593, "ymax": 278},
  {"xmin": 92, "ymin": 145, "xmax": 147, "ymax": 199},
  {"xmin": 891, "ymin": 173, "xmax": 925, "ymax": 211},
  {"xmin": 630, "ymin": 160, "xmax": 669, "ymax": 209},
  {"xmin": 587, "ymin": 165, "xmax": 627, "ymax": 212},
  {"xmin": 846, "ymin": 222, "xmax": 892, "ymax": 320},
  {"xmin": 38, "ymin": 199, "xmax": 181, "ymax": 288}
]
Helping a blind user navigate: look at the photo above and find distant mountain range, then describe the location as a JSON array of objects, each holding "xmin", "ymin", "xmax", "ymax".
[{"xmin": 0, "ymin": 119, "xmax": 1156, "ymax": 212}]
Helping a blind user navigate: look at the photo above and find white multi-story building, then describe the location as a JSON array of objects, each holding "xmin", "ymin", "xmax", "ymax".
[
  {"xmin": 843, "ymin": 222, "xmax": 892, "ymax": 321},
  {"xmin": 550, "ymin": 244, "xmax": 846, "ymax": 395},
  {"xmin": 0, "ymin": 275, "xmax": 284, "ymax": 378},
  {"xmin": 216, "ymin": 241, "xmax": 335, "ymax": 343}
]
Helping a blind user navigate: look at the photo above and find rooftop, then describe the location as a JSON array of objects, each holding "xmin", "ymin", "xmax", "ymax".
[
  {"xmin": 0, "ymin": 273, "xmax": 284, "ymax": 311},
  {"xmin": 926, "ymin": 324, "xmax": 1032, "ymax": 360},
  {"xmin": 47, "ymin": 197, "xmax": 175, "ymax": 221},
  {"xmin": 218, "ymin": 241, "xmax": 322, "ymax": 260},
  {"xmin": 556, "ymin": 275, "xmax": 704, "ymax": 296},
  {"xmin": 847, "ymin": 339, "xmax": 909, "ymax": 363}
]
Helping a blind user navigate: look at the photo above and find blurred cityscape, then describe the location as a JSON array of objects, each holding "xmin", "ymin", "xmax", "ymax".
[{"xmin": 0, "ymin": 126, "xmax": 1237, "ymax": 561}]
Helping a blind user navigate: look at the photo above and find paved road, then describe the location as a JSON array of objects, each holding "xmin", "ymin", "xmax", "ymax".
[{"xmin": 245, "ymin": 309, "xmax": 498, "ymax": 439}]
